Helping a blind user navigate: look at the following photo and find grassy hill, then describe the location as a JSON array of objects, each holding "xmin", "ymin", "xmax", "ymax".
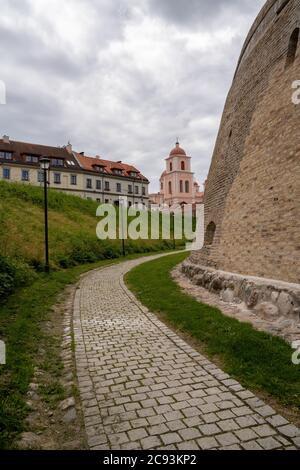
[
  {"xmin": 0, "ymin": 181, "xmax": 179, "ymax": 447},
  {"xmin": 0, "ymin": 181, "xmax": 175, "ymax": 301}
]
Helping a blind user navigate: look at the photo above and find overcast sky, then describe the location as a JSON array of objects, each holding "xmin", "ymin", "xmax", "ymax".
[{"xmin": 0, "ymin": 0, "xmax": 265, "ymax": 192}]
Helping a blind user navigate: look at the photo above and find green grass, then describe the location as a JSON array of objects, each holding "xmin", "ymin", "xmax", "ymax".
[
  {"xmin": 0, "ymin": 180, "xmax": 178, "ymax": 273},
  {"xmin": 0, "ymin": 252, "xmax": 169, "ymax": 449},
  {"xmin": 126, "ymin": 252, "xmax": 300, "ymax": 410}
]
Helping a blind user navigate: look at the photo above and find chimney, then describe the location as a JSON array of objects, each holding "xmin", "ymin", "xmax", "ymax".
[
  {"xmin": 66, "ymin": 141, "xmax": 72, "ymax": 154},
  {"xmin": 2, "ymin": 135, "xmax": 10, "ymax": 144}
]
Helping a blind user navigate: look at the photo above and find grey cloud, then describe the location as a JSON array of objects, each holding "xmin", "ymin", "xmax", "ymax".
[
  {"xmin": 147, "ymin": 0, "xmax": 265, "ymax": 27},
  {"xmin": 0, "ymin": 0, "xmax": 266, "ymax": 193}
]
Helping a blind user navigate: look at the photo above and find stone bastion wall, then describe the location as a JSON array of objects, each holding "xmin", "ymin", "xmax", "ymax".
[
  {"xmin": 185, "ymin": 0, "xmax": 300, "ymax": 318},
  {"xmin": 189, "ymin": 0, "xmax": 300, "ymax": 284}
]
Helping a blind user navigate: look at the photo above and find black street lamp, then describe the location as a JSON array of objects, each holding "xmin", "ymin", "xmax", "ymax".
[
  {"xmin": 171, "ymin": 211, "xmax": 176, "ymax": 250},
  {"xmin": 119, "ymin": 198, "xmax": 126, "ymax": 257},
  {"xmin": 39, "ymin": 157, "xmax": 51, "ymax": 273}
]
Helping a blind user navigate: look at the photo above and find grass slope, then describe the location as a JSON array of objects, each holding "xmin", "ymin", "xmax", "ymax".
[
  {"xmin": 0, "ymin": 180, "xmax": 175, "ymax": 271},
  {"xmin": 126, "ymin": 252, "xmax": 300, "ymax": 410}
]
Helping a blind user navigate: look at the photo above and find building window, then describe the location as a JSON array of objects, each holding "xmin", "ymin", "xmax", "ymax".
[
  {"xmin": 180, "ymin": 180, "xmax": 183, "ymax": 193},
  {"xmin": 96, "ymin": 198, "xmax": 101, "ymax": 203},
  {"xmin": 86, "ymin": 178, "xmax": 92, "ymax": 189},
  {"xmin": 96, "ymin": 180, "xmax": 101, "ymax": 190},
  {"xmin": 0, "ymin": 151, "xmax": 13, "ymax": 160},
  {"xmin": 105, "ymin": 181, "xmax": 110, "ymax": 191},
  {"xmin": 135, "ymin": 186, "xmax": 139, "ymax": 195},
  {"xmin": 205, "ymin": 222, "xmax": 216, "ymax": 246},
  {"xmin": 25, "ymin": 155, "xmax": 39, "ymax": 163},
  {"xmin": 71, "ymin": 175, "xmax": 77, "ymax": 185},
  {"xmin": 37, "ymin": 171, "xmax": 44, "ymax": 183},
  {"xmin": 113, "ymin": 169, "xmax": 123, "ymax": 176},
  {"xmin": 22, "ymin": 170, "xmax": 29, "ymax": 181},
  {"xmin": 94, "ymin": 165, "xmax": 105, "ymax": 173},
  {"xmin": 168, "ymin": 181, "xmax": 172, "ymax": 194},
  {"xmin": 181, "ymin": 161, "xmax": 185, "ymax": 170},
  {"xmin": 161, "ymin": 182, "xmax": 163, "ymax": 190},
  {"xmin": 185, "ymin": 181, "xmax": 189, "ymax": 193},
  {"xmin": 3, "ymin": 168, "xmax": 10, "ymax": 179},
  {"xmin": 170, "ymin": 162, "xmax": 173, "ymax": 172},
  {"xmin": 51, "ymin": 158, "xmax": 64, "ymax": 167},
  {"xmin": 128, "ymin": 201, "xmax": 132, "ymax": 207},
  {"xmin": 105, "ymin": 199, "xmax": 109, "ymax": 204},
  {"xmin": 117, "ymin": 183, "xmax": 122, "ymax": 193},
  {"xmin": 286, "ymin": 28, "xmax": 299, "ymax": 68},
  {"xmin": 128, "ymin": 184, "xmax": 133, "ymax": 194},
  {"xmin": 54, "ymin": 173, "xmax": 61, "ymax": 184},
  {"xmin": 142, "ymin": 187, "xmax": 146, "ymax": 196}
]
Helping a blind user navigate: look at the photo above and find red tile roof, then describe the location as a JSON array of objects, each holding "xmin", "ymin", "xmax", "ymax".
[
  {"xmin": 74, "ymin": 153, "xmax": 148, "ymax": 181},
  {"xmin": 0, "ymin": 138, "xmax": 77, "ymax": 164},
  {"xmin": 0, "ymin": 138, "xmax": 148, "ymax": 182}
]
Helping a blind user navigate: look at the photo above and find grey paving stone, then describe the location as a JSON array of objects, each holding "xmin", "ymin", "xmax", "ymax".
[
  {"xmin": 257, "ymin": 437, "xmax": 282, "ymax": 450},
  {"xmin": 141, "ymin": 436, "xmax": 161, "ymax": 449},
  {"xmin": 216, "ymin": 432, "xmax": 240, "ymax": 447},
  {"xmin": 199, "ymin": 424, "xmax": 220, "ymax": 436},
  {"xmin": 234, "ymin": 428, "xmax": 258, "ymax": 442},
  {"xmin": 219, "ymin": 419, "xmax": 240, "ymax": 432},
  {"xmin": 197, "ymin": 436, "xmax": 218, "ymax": 450},
  {"xmin": 278, "ymin": 424, "xmax": 300, "ymax": 438},
  {"xmin": 179, "ymin": 428, "xmax": 201, "ymax": 441},
  {"xmin": 161, "ymin": 432, "xmax": 182, "ymax": 446},
  {"xmin": 241, "ymin": 440, "xmax": 263, "ymax": 451},
  {"xmin": 128, "ymin": 428, "xmax": 148, "ymax": 442},
  {"xmin": 253, "ymin": 424, "xmax": 276, "ymax": 437}
]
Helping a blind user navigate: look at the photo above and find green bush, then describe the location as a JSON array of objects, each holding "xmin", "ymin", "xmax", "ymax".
[{"xmin": 0, "ymin": 255, "xmax": 36, "ymax": 303}]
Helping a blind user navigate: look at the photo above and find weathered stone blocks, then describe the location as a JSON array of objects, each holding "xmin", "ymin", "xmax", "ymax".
[{"xmin": 181, "ymin": 261, "xmax": 300, "ymax": 323}]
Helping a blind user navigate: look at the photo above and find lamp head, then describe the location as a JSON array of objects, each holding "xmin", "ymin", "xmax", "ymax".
[{"xmin": 39, "ymin": 157, "xmax": 51, "ymax": 170}]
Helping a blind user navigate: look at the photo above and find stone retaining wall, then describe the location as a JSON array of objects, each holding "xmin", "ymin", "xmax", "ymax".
[{"xmin": 181, "ymin": 261, "xmax": 300, "ymax": 322}]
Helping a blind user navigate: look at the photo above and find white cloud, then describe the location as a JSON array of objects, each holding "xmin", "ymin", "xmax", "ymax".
[{"xmin": 0, "ymin": 0, "xmax": 265, "ymax": 192}]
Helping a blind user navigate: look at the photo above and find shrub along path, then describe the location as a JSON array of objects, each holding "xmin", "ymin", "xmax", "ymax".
[{"xmin": 74, "ymin": 253, "xmax": 300, "ymax": 450}]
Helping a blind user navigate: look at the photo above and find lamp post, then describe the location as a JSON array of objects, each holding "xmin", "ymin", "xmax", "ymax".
[
  {"xmin": 171, "ymin": 211, "xmax": 176, "ymax": 250},
  {"xmin": 39, "ymin": 157, "xmax": 51, "ymax": 273},
  {"xmin": 119, "ymin": 198, "xmax": 126, "ymax": 257}
]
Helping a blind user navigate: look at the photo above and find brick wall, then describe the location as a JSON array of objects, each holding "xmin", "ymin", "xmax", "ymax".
[{"xmin": 191, "ymin": 0, "xmax": 300, "ymax": 283}]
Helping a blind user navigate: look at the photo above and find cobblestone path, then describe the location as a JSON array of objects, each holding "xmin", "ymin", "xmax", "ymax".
[{"xmin": 73, "ymin": 254, "xmax": 300, "ymax": 450}]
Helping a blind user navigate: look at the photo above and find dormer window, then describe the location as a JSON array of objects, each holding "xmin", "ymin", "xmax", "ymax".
[
  {"xmin": 51, "ymin": 158, "xmax": 64, "ymax": 167},
  {"xmin": 93, "ymin": 164, "xmax": 105, "ymax": 173},
  {"xmin": 25, "ymin": 155, "xmax": 39, "ymax": 163},
  {"xmin": 113, "ymin": 168, "xmax": 123, "ymax": 176},
  {"xmin": 0, "ymin": 151, "xmax": 13, "ymax": 160},
  {"xmin": 130, "ymin": 171, "xmax": 137, "ymax": 177}
]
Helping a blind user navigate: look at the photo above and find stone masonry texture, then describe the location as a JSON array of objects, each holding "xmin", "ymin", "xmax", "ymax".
[
  {"xmin": 73, "ymin": 255, "xmax": 300, "ymax": 450},
  {"xmin": 190, "ymin": 0, "xmax": 300, "ymax": 284}
]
